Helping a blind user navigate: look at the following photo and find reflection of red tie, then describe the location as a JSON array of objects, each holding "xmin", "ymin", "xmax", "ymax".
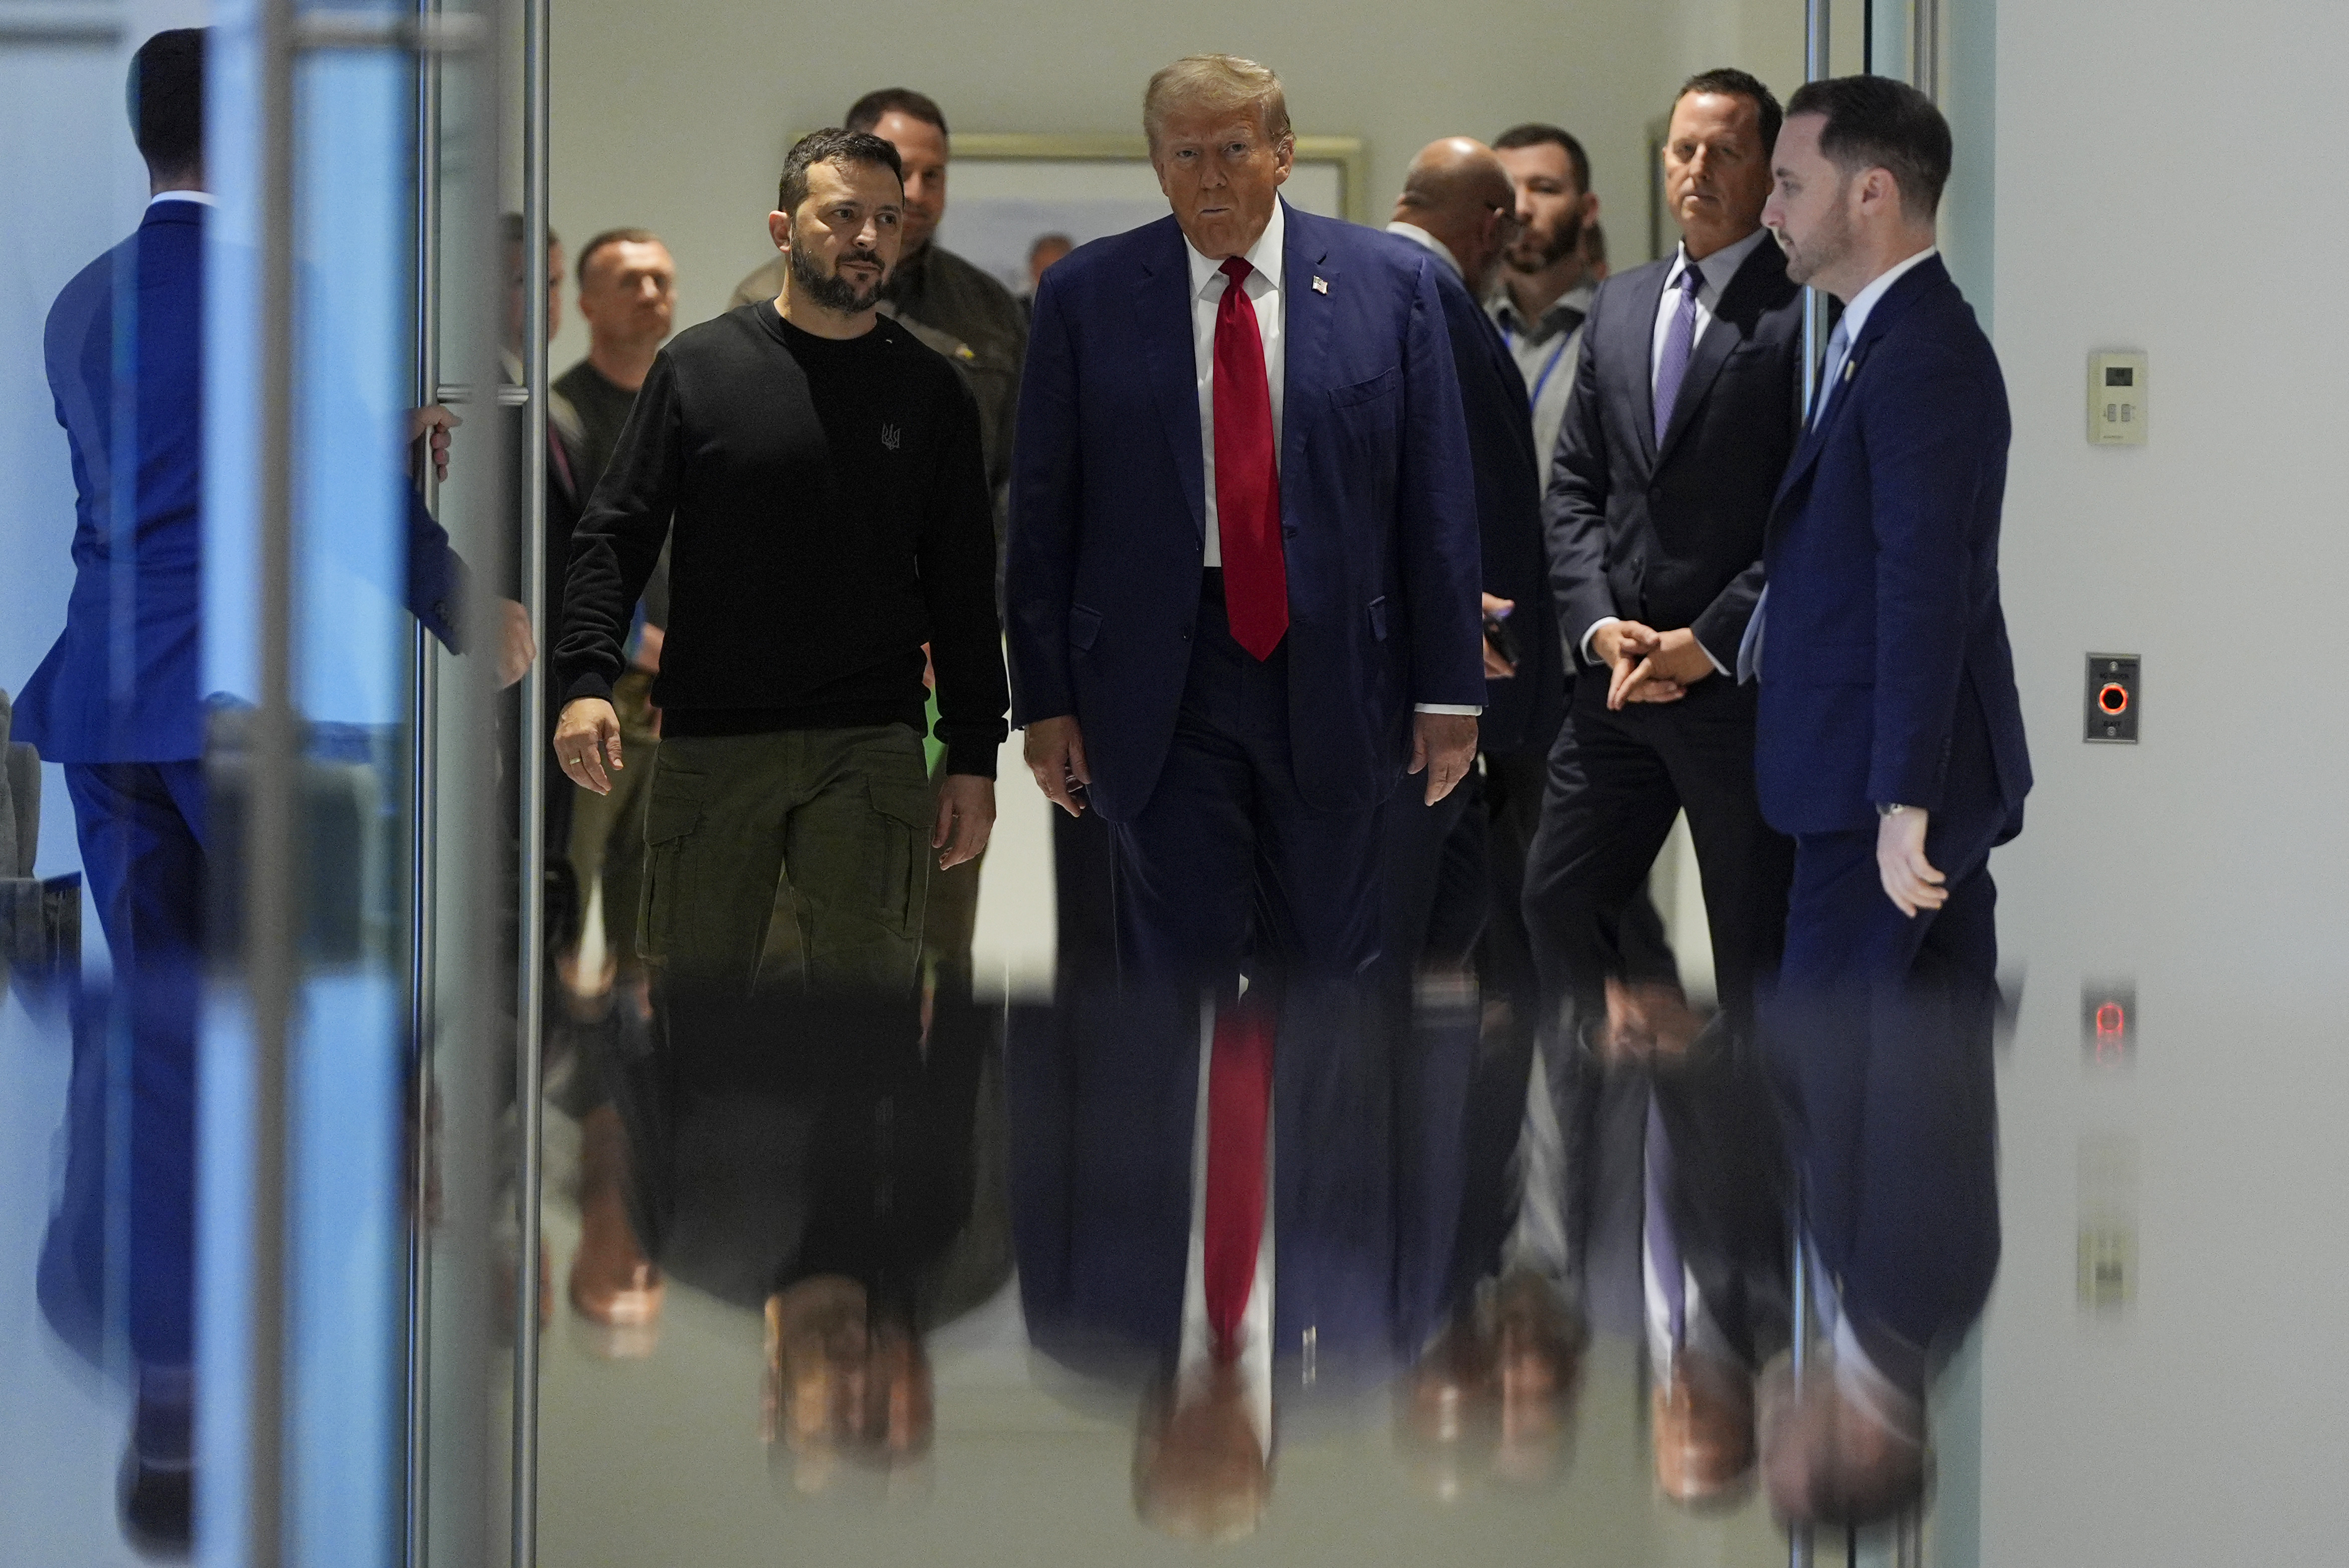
[
  {"xmin": 1213, "ymin": 257, "xmax": 1288, "ymax": 660},
  {"xmin": 1202, "ymin": 1002, "xmax": 1272, "ymax": 1362}
]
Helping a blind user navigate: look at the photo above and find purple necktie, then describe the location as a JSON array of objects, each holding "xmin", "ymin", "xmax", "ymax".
[{"xmin": 1652, "ymin": 262, "xmax": 1703, "ymax": 447}]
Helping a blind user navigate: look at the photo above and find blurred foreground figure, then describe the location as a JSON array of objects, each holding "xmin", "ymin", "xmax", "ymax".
[
  {"xmin": 13, "ymin": 31, "xmax": 483, "ymax": 1551},
  {"xmin": 1747, "ymin": 75, "xmax": 2030, "ymax": 1527}
]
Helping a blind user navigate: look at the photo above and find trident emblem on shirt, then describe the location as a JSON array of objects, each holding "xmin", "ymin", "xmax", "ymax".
[{"xmin": 881, "ymin": 423, "xmax": 901, "ymax": 451}]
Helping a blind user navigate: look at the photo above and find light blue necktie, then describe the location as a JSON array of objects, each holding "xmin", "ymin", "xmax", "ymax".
[
  {"xmin": 1651, "ymin": 262, "xmax": 1703, "ymax": 446},
  {"xmin": 1742, "ymin": 317, "xmax": 1857, "ymax": 684},
  {"xmin": 1809, "ymin": 315, "xmax": 1853, "ymax": 429}
]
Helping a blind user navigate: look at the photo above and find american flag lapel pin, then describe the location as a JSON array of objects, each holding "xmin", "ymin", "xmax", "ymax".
[{"xmin": 1312, "ymin": 276, "xmax": 1329, "ymax": 294}]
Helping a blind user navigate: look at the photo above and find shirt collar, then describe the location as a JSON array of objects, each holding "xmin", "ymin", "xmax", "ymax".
[
  {"xmin": 1837, "ymin": 246, "xmax": 1938, "ymax": 345},
  {"xmin": 1489, "ymin": 276, "xmax": 1594, "ymax": 335},
  {"xmin": 147, "ymin": 189, "xmax": 216, "ymax": 209},
  {"xmin": 1187, "ymin": 198, "xmax": 1287, "ymax": 300},
  {"xmin": 1384, "ymin": 220, "xmax": 1461, "ymax": 280},
  {"xmin": 1664, "ymin": 225, "xmax": 1772, "ymax": 302}
]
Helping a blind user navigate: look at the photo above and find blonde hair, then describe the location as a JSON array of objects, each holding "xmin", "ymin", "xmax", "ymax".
[{"xmin": 1143, "ymin": 55, "xmax": 1293, "ymax": 153}]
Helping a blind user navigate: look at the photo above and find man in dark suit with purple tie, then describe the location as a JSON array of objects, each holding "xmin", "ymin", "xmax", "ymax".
[{"xmin": 1006, "ymin": 54, "xmax": 1485, "ymax": 988}]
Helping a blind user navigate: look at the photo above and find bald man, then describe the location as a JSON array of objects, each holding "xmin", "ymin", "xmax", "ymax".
[{"xmin": 1375, "ymin": 140, "xmax": 1561, "ymax": 995}]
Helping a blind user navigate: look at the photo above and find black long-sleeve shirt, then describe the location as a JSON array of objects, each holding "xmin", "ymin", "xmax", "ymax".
[{"xmin": 555, "ymin": 304, "xmax": 1008, "ymax": 777}]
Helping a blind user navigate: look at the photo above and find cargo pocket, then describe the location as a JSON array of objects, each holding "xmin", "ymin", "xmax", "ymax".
[
  {"xmin": 865, "ymin": 779, "xmax": 934, "ymax": 940},
  {"xmin": 635, "ymin": 768, "xmax": 708, "ymax": 966}
]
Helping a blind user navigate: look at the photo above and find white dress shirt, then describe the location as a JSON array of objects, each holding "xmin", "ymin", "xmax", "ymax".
[
  {"xmin": 1644, "ymin": 226, "xmax": 1772, "ymax": 391},
  {"xmin": 146, "ymin": 189, "xmax": 217, "ymax": 208},
  {"xmin": 1735, "ymin": 246, "xmax": 1942, "ymax": 687},
  {"xmin": 1579, "ymin": 226, "xmax": 1776, "ymax": 673},
  {"xmin": 1384, "ymin": 220, "xmax": 1461, "ymax": 280},
  {"xmin": 1807, "ymin": 245, "xmax": 1938, "ymax": 429},
  {"xmin": 1187, "ymin": 200, "xmax": 1288, "ymax": 573}
]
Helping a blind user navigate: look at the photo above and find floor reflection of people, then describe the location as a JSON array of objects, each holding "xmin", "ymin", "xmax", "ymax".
[
  {"xmin": 612, "ymin": 987, "xmax": 1004, "ymax": 1492},
  {"xmin": 1010, "ymin": 984, "xmax": 1475, "ymax": 1539},
  {"xmin": 1746, "ymin": 77, "xmax": 2027, "ymax": 1528}
]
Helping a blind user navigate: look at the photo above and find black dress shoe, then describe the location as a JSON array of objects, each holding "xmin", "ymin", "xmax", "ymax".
[{"xmin": 119, "ymin": 1449, "xmax": 193, "ymax": 1557}]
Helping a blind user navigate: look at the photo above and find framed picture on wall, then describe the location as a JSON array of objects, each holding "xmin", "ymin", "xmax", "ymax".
[{"xmin": 931, "ymin": 134, "xmax": 1369, "ymax": 301}]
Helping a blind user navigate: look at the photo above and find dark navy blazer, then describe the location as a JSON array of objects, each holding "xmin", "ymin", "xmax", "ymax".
[
  {"xmin": 1547, "ymin": 239, "xmax": 1805, "ymax": 669},
  {"xmin": 1378, "ymin": 234, "xmax": 1561, "ymax": 757},
  {"xmin": 12, "ymin": 198, "xmax": 464, "ymax": 765},
  {"xmin": 1755, "ymin": 256, "xmax": 2030, "ymax": 836},
  {"xmin": 1005, "ymin": 202, "xmax": 1485, "ymax": 819}
]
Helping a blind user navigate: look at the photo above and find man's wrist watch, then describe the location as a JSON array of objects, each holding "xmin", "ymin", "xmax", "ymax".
[{"xmin": 1876, "ymin": 802, "xmax": 1913, "ymax": 818}]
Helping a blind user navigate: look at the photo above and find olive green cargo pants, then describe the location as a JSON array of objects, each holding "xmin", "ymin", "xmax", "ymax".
[{"xmin": 637, "ymin": 725, "xmax": 932, "ymax": 996}]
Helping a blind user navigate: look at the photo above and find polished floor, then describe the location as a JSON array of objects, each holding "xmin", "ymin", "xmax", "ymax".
[{"xmin": 8, "ymin": 735, "xmax": 2347, "ymax": 1567}]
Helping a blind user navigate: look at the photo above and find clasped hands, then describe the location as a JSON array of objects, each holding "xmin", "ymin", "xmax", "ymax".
[{"xmin": 1591, "ymin": 620, "xmax": 1716, "ymax": 710}]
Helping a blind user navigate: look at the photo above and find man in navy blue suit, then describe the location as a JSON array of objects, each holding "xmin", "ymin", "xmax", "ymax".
[
  {"xmin": 1743, "ymin": 76, "xmax": 2030, "ymax": 1527},
  {"xmin": 10, "ymin": 30, "xmax": 493, "ymax": 1547},
  {"xmin": 1006, "ymin": 55, "xmax": 1485, "ymax": 988}
]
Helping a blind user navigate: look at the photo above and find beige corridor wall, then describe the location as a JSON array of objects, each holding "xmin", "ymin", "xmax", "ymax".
[{"xmin": 547, "ymin": 0, "xmax": 1807, "ymax": 368}]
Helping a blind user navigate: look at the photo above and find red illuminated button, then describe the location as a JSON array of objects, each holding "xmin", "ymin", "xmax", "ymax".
[
  {"xmin": 2094, "ymin": 1001, "xmax": 2126, "ymax": 1037},
  {"xmin": 2097, "ymin": 683, "xmax": 2130, "ymax": 716}
]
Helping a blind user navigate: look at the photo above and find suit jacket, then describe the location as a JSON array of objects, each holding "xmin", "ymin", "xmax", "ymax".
[
  {"xmin": 12, "ymin": 199, "xmax": 464, "ymax": 765},
  {"xmin": 1008, "ymin": 985, "xmax": 1473, "ymax": 1408},
  {"xmin": 1545, "ymin": 239, "xmax": 1804, "ymax": 670},
  {"xmin": 1378, "ymin": 234, "xmax": 1561, "ymax": 757},
  {"xmin": 1754, "ymin": 255, "xmax": 2031, "ymax": 835},
  {"xmin": 1005, "ymin": 201, "xmax": 1485, "ymax": 819}
]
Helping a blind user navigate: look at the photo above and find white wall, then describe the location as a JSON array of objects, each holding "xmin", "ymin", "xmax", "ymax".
[
  {"xmin": 545, "ymin": 0, "xmax": 1809, "ymax": 368},
  {"xmin": 1980, "ymin": 1, "xmax": 2349, "ymax": 1562}
]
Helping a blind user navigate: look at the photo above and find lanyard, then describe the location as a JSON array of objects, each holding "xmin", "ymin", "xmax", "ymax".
[{"xmin": 1504, "ymin": 319, "xmax": 1576, "ymax": 409}]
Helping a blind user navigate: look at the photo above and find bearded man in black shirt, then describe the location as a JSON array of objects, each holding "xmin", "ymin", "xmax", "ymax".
[{"xmin": 552, "ymin": 129, "xmax": 1007, "ymax": 998}]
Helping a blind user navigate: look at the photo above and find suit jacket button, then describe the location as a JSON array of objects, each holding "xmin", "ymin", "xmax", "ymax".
[{"xmin": 433, "ymin": 600, "xmax": 448, "ymax": 620}]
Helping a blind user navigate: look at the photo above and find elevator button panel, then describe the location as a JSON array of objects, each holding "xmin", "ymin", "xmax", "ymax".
[
  {"xmin": 2088, "ymin": 351, "xmax": 2147, "ymax": 445},
  {"xmin": 2084, "ymin": 653, "xmax": 2139, "ymax": 743}
]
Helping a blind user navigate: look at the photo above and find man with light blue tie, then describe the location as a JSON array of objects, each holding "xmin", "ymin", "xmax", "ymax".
[
  {"xmin": 1007, "ymin": 54, "xmax": 1484, "ymax": 990},
  {"xmin": 1745, "ymin": 76, "xmax": 2030, "ymax": 1528}
]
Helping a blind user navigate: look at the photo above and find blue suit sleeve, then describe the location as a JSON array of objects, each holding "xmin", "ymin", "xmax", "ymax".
[
  {"xmin": 1003, "ymin": 270, "xmax": 1083, "ymax": 728},
  {"xmin": 1396, "ymin": 257, "xmax": 1486, "ymax": 709},
  {"xmin": 404, "ymin": 483, "xmax": 468, "ymax": 653},
  {"xmin": 1866, "ymin": 336, "xmax": 2004, "ymax": 810}
]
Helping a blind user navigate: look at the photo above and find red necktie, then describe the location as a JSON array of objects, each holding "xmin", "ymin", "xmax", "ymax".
[
  {"xmin": 1202, "ymin": 1001, "xmax": 1272, "ymax": 1361},
  {"xmin": 1213, "ymin": 257, "xmax": 1288, "ymax": 660}
]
